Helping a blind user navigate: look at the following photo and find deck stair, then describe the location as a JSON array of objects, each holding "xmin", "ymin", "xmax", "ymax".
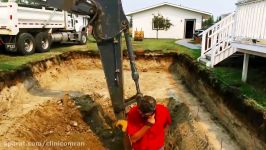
[{"xmin": 198, "ymin": 13, "xmax": 237, "ymax": 67}]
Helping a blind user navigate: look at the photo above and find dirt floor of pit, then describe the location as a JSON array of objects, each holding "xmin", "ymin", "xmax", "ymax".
[{"xmin": 0, "ymin": 57, "xmax": 241, "ymax": 150}]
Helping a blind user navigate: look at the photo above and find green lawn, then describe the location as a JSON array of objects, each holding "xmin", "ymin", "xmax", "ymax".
[
  {"xmin": 213, "ymin": 63, "xmax": 266, "ymax": 108},
  {"xmin": 0, "ymin": 37, "xmax": 200, "ymax": 71},
  {"xmin": 0, "ymin": 44, "xmax": 92, "ymax": 71},
  {"xmin": 0, "ymin": 36, "xmax": 98, "ymax": 71},
  {"xmin": 123, "ymin": 38, "xmax": 200, "ymax": 59}
]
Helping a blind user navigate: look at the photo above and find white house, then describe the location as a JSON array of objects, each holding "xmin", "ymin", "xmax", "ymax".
[{"xmin": 126, "ymin": 2, "xmax": 212, "ymax": 39}]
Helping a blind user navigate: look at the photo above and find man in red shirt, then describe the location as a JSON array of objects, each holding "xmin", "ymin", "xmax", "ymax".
[{"xmin": 127, "ymin": 95, "xmax": 171, "ymax": 150}]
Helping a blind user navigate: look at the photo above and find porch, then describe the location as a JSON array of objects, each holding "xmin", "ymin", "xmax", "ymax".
[{"xmin": 198, "ymin": 0, "xmax": 266, "ymax": 82}]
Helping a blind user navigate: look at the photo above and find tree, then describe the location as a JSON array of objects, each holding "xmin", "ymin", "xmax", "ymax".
[
  {"xmin": 202, "ymin": 16, "xmax": 214, "ymax": 29},
  {"xmin": 152, "ymin": 14, "xmax": 173, "ymax": 39}
]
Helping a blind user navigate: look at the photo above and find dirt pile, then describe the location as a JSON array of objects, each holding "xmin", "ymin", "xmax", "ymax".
[
  {"xmin": 165, "ymin": 100, "xmax": 210, "ymax": 150},
  {"xmin": 0, "ymin": 94, "xmax": 122, "ymax": 150}
]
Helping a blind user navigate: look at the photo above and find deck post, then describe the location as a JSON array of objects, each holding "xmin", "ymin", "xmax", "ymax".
[{"xmin": 242, "ymin": 53, "xmax": 250, "ymax": 82}]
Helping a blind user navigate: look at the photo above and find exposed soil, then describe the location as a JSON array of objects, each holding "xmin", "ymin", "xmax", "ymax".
[
  {"xmin": 0, "ymin": 54, "xmax": 242, "ymax": 149},
  {"xmin": 1, "ymin": 95, "xmax": 108, "ymax": 150},
  {"xmin": 175, "ymin": 54, "xmax": 266, "ymax": 149}
]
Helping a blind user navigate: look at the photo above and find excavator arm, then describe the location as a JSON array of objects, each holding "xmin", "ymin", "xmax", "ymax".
[{"xmin": 34, "ymin": 0, "xmax": 141, "ymax": 119}]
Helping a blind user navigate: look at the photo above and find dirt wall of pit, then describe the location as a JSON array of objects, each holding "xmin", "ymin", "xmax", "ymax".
[
  {"xmin": 0, "ymin": 51, "xmax": 99, "ymax": 115},
  {"xmin": 173, "ymin": 54, "xmax": 266, "ymax": 149}
]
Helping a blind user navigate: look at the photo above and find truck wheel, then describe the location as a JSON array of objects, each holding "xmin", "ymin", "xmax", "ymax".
[
  {"xmin": 79, "ymin": 32, "xmax": 87, "ymax": 45},
  {"xmin": 17, "ymin": 33, "xmax": 36, "ymax": 55},
  {"xmin": 35, "ymin": 32, "xmax": 51, "ymax": 53}
]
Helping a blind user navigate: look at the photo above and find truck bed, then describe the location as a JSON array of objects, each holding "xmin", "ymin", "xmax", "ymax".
[
  {"xmin": 0, "ymin": 2, "xmax": 66, "ymax": 35},
  {"xmin": 17, "ymin": 4, "xmax": 65, "ymax": 29}
]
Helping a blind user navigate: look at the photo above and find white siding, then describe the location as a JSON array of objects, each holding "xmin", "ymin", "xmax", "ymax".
[
  {"xmin": 131, "ymin": 5, "xmax": 203, "ymax": 39},
  {"xmin": 234, "ymin": 0, "xmax": 266, "ymax": 40}
]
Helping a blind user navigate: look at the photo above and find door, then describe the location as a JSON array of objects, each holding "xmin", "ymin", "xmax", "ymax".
[
  {"xmin": 184, "ymin": 19, "xmax": 195, "ymax": 39},
  {"xmin": 66, "ymin": 13, "xmax": 75, "ymax": 30}
]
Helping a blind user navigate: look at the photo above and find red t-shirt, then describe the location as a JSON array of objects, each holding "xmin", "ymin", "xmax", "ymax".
[{"xmin": 127, "ymin": 104, "xmax": 171, "ymax": 150}]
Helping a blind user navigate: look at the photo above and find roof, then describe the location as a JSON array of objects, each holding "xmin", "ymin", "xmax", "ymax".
[{"xmin": 126, "ymin": 2, "xmax": 212, "ymax": 17}]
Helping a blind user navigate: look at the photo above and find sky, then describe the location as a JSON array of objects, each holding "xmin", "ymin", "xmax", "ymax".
[{"xmin": 121, "ymin": 0, "xmax": 237, "ymax": 18}]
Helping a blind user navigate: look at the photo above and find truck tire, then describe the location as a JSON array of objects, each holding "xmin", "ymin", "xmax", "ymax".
[
  {"xmin": 35, "ymin": 32, "xmax": 51, "ymax": 53},
  {"xmin": 79, "ymin": 32, "xmax": 87, "ymax": 45},
  {"xmin": 17, "ymin": 33, "xmax": 36, "ymax": 55}
]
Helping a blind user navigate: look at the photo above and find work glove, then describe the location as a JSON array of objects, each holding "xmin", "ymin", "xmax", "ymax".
[{"xmin": 115, "ymin": 120, "xmax": 128, "ymax": 132}]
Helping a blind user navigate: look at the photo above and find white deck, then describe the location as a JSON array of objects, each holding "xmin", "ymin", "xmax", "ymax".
[
  {"xmin": 198, "ymin": 0, "xmax": 266, "ymax": 82},
  {"xmin": 232, "ymin": 42, "xmax": 266, "ymax": 57}
]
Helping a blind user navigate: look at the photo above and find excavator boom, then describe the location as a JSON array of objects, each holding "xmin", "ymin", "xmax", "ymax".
[{"xmin": 33, "ymin": 0, "xmax": 140, "ymax": 119}]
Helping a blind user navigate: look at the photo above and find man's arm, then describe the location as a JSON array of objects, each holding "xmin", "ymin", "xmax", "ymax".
[
  {"xmin": 129, "ymin": 114, "xmax": 155, "ymax": 143},
  {"xmin": 130, "ymin": 125, "xmax": 151, "ymax": 143}
]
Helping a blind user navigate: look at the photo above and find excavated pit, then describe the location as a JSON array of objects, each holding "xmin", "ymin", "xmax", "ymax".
[{"xmin": 0, "ymin": 52, "xmax": 249, "ymax": 150}]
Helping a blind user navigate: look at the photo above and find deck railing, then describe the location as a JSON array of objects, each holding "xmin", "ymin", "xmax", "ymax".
[
  {"xmin": 200, "ymin": 13, "xmax": 235, "ymax": 58},
  {"xmin": 199, "ymin": 0, "xmax": 266, "ymax": 67}
]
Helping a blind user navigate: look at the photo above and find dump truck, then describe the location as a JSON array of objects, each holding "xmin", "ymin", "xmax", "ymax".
[{"xmin": 0, "ymin": 1, "xmax": 89, "ymax": 55}]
